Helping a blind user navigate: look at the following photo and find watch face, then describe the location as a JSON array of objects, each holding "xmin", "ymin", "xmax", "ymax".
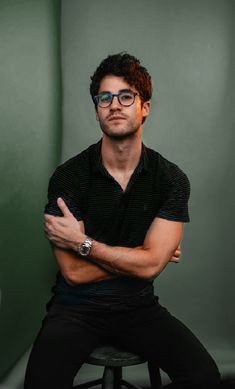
[
  {"xmin": 79, "ymin": 238, "xmax": 92, "ymax": 256},
  {"xmin": 80, "ymin": 244, "xmax": 89, "ymax": 256}
]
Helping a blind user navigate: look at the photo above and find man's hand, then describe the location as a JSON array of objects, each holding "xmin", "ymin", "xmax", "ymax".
[{"xmin": 44, "ymin": 198, "xmax": 86, "ymax": 250}]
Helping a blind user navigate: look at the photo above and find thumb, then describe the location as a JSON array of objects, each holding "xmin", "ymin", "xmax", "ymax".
[{"xmin": 57, "ymin": 197, "xmax": 72, "ymax": 217}]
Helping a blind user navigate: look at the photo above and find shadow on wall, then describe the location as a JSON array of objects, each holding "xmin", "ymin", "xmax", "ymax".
[{"xmin": 0, "ymin": 0, "xmax": 61, "ymax": 380}]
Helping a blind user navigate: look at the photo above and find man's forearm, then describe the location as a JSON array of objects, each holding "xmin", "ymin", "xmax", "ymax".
[
  {"xmin": 88, "ymin": 241, "xmax": 167, "ymax": 280},
  {"xmin": 87, "ymin": 219, "xmax": 183, "ymax": 280},
  {"xmin": 52, "ymin": 246, "xmax": 117, "ymax": 285}
]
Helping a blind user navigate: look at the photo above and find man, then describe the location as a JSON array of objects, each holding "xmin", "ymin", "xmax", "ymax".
[{"xmin": 24, "ymin": 53, "xmax": 220, "ymax": 388}]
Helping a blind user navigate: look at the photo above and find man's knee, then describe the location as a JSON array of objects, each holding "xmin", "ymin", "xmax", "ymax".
[{"xmin": 187, "ymin": 361, "xmax": 221, "ymax": 389}]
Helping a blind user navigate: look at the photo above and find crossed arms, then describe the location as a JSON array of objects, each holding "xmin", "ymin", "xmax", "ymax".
[{"xmin": 44, "ymin": 198, "xmax": 183, "ymax": 285}]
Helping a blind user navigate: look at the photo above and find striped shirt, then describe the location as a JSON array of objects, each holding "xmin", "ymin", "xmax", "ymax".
[{"xmin": 45, "ymin": 139, "xmax": 190, "ymax": 308}]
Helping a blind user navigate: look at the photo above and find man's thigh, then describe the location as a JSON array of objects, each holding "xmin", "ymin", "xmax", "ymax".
[
  {"xmin": 24, "ymin": 304, "xmax": 109, "ymax": 389},
  {"xmin": 114, "ymin": 304, "xmax": 220, "ymax": 388}
]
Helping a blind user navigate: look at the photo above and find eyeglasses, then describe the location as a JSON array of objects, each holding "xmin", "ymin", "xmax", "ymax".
[{"xmin": 94, "ymin": 91, "xmax": 139, "ymax": 108}]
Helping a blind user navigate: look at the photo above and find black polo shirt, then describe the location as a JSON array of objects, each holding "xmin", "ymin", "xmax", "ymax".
[{"xmin": 45, "ymin": 139, "xmax": 190, "ymax": 308}]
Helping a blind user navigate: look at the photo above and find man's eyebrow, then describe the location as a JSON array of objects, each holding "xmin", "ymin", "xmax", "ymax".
[
  {"xmin": 98, "ymin": 91, "xmax": 111, "ymax": 95},
  {"xmin": 98, "ymin": 88, "xmax": 134, "ymax": 95},
  {"xmin": 118, "ymin": 88, "xmax": 134, "ymax": 93}
]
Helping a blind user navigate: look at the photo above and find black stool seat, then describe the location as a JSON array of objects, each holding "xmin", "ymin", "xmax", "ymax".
[
  {"xmin": 87, "ymin": 345, "xmax": 146, "ymax": 367},
  {"xmin": 73, "ymin": 344, "xmax": 162, "ymax": 389}
]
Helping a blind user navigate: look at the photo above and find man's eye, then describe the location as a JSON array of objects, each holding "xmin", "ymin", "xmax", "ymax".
[
  {"xmin": 120, "ymin": 93, "xmax": 132, "ymax": 101},
  {"xmin": 100, "ymin": 94, "xmax": 111, "ymax": 102}
]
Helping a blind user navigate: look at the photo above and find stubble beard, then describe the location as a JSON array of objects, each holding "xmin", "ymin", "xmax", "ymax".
[{"xmin": 99, "ymin": 120, "xmax": 139, "ymax": 141}]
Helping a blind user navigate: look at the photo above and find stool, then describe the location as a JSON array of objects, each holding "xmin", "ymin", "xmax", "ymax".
[{"xmin": 73, "ymin": 344, "xmax": 162, "ymax": 389}]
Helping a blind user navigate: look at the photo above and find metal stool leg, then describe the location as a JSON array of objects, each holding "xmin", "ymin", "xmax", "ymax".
[
  {"xmin": 73, "ymin": 378, "xmax": 102, "ymax": 389},
  {"xmin": 121, "ymin": 379, "xmax": 144, "ymax": 389},
  {"xmin": 147, "ymin": 361, "xmax": 162, "ymax": 389},
  {"xmin": 102, "ymin": 366, "xmax": 122, "ymax": 389}
]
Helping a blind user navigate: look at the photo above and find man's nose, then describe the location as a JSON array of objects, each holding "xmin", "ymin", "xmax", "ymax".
[{"xmin": 109, "ymin": 95, "xmax": 122, "ymax": 109}]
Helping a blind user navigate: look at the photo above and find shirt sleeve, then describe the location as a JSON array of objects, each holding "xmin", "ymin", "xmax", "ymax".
[
  {"xmin": 156, "ymin": 160, "xmax": 190, "ymax": 223},
  {"xmin": 44, "ymin": 165, "xmax": 83, "ymax": 221}
]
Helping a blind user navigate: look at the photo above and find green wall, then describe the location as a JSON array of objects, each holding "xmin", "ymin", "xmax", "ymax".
[
  {"xmin": 0, "ymin": 0, "xmax": 234, "ymax": 385},
  {"xmin": 0, "ymin": 0, "xmax": 61, "ymax": 379}
]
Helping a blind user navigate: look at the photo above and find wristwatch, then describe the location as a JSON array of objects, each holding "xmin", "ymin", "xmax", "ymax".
[{"xmin": 78, "ymin": 237, "xmax": 93, "ymax": 256}]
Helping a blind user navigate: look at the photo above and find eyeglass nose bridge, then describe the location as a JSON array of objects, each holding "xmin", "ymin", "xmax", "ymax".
[{"xmin": 109, "ymin": 93, "xmax": 122, "ymax": 107}]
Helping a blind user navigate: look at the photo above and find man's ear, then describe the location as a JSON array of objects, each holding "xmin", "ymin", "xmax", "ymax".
[
  {"xmin": 142, "ymin": 101, "xmax": 151, "ymax": 119},
  {"xmin": 95, "ymin": 109, "xmax": 99, "ymax": 121}
]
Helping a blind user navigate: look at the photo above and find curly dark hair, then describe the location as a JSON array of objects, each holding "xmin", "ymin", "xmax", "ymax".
[{"xmin": 90, "ymin": 53, "xmax": 152, "ymax": 105}]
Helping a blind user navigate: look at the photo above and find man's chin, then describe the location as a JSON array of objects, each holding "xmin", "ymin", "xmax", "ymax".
[{"xmin": 101, "ymin": 129, "xmax": 137, "ymax": 141}]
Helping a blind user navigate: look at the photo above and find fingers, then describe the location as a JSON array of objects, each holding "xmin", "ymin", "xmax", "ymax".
[
  {"xmin": 169, "ymin": 256, "xmax": 179, "ymax": 263},
  {"xmin": 169, "ymin": 245, "xmax": 182, "ymax": 263},
  {"xmin": 174, "ymin": 247, "xmax": 181, "ymax": 258},
  {"xmin": 43, "ymin": 216, "xmax": 52, "ymax": 239},
  {"xmin": 43, "ymin": 213, "xmax": 59, "ymax": 236},
  {"xmin": 170, "ymin": 257, "xmax": 179, "ymax": 263},
  {"xmin": 57, "ymin": 197, "xmax": 72, "ymax": 217}
]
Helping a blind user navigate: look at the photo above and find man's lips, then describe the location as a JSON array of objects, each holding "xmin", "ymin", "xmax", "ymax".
[{"xmin": 108, "ymin": 116, "xmax": 126, "ymax": 121}]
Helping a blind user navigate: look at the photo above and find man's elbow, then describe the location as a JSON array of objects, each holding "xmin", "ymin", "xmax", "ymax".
[
  {"xmin": 136, "ymin": 266, "xmax": 161, "ymax": 281},
  {"xmin": 137, "ymin": 255, "xmax": 171, "ymax": 281},
  {"xmin": 62, "ymin": 270, "xmax": 79, "ymax": 285}
]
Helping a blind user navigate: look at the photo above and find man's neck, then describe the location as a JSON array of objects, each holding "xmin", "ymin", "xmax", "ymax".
[{"xmin": 101, "ymin": 134, "xmax": 142, "ymax": 174}]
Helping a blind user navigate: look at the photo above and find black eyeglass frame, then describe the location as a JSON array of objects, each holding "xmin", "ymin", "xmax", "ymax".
[{"xmin": 93, "ymin": 91, "xmax": 139, "ymax": 108}]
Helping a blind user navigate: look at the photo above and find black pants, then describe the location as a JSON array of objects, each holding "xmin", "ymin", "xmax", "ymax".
[{"xmin": 24, "ymin": 301, "xmax": 221, "ymax": 389}]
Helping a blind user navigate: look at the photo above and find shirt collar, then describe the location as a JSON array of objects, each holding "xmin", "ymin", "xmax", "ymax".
[{"xmin": 91, "ymin": 139, "xmax": 151, "ymax": 174}]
